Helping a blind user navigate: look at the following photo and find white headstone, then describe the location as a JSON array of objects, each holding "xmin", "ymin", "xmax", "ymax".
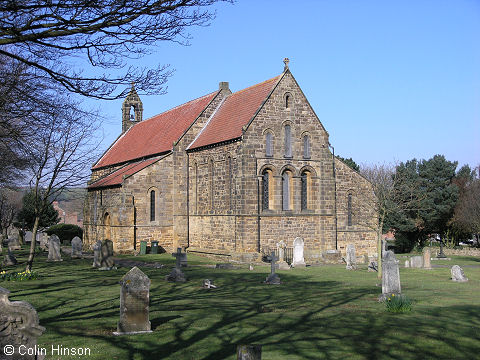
[
  {"xmin": 47, "ymin": 234, "xmax": 62, "ymax": 261},
  {"xmin": 276, "ymin": 240, "xmax": 290, "ymax": 270},
  {"xmin": 409, "ymin": 255, "xmax": 423, "ymax": 268},
  {"xmin": 346, "ymin": 244, "xmax": 357, "ymax": 270},
  {"xmin": 451, "ymin": 265, "xmax": 468, "ymax": 282},
  {"xmin": 292, "ymin": 237, "xmax": 306, "ymax": 268},
  {"xmin": 24, "ymin": 231, "xmax": 33, "ymax": 243}
]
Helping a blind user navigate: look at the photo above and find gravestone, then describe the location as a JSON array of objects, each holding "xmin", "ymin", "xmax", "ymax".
[
  {"xmin": 409, "ymin": 255, "xmax": 423, "ymax": 268},
  {"xmin": 0, "ymin": 287, "xmax": 46, "ymax": 360},
  {"xmin": 249, "ymin": 264, "xmax": 254, "ymax": 271},
  {"xmin": 3, "ymin": 249, "xmax": 17, "ymax": 266},
  {"xmin": 423, "ymin": 247, "xmax": 432, "ymax": 269},
  {"xmin": 451, "ymin": 265, "xmax": 468, "ymax": 282},
  {"xmin": 345, "ymin": 244, "xmax": 357, "ymax": 270},
  {"xmin": 264, "ymin": 251, "xmax": 280, "ymax": 284},
  {"xmin": 114, "ymin": 267, "xmax": 152, "ymax": 335},
  {"xmin": 237, "ymin": 344, "xmax": 262, "ymax": 360},
  {"xmin": 92, "ymin": 240, "xmax": 102, "ymax": 268},
  {"xmin": 8, "ymin": 237, "xmax": 21, "ymax": 251},
  {"xmin": 165, "ymin": 248, "xmax": 186, "ymax": 282},
  {"xmin": 379, "ymin": 250, "xmax": 401, "ymax": 301},
  {"xmin": 47, "ymin": 234, "xmax": 62, "ymax": 261},
  {"xmin": 216, "ymin": 263, "xmax": 235, "ymax": 270},
  {"xmin": 71, "ymin": 236, "xmax": 83, "ymax": 258},
  {"xmin": 322, "ymin": 249, "xmax": 342, "ymax": 264},
  {"xmin": 39, "ymin": 234, "xmax": 49, "ymax": 251},
  {"xmin": 100, "ymin": 239, "xmax": 115, "ymax": 270},
  {"xmin": 24, "ymin": 231, "xmax": 33, "ymax": 243},
  {"xmin": 404, "ymin": 260, "xmax": 410, "ymax": 268},
  {"xmin": 202, "ymin": 279, "xmax": 217, "ymax": 289},
  {"xmin": 276, "ymin": 240, "xmax": 290, "ymax": 270},
  {"xmin": 291, "ymin": 237, "xmax": 306, "ymax": 268}
]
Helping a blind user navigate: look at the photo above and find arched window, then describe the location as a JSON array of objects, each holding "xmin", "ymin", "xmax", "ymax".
[
  {"xmin": 282, "ymin": 170, "xmax": 293, "ymax": 210},
  {"xmin": 226, "ymin": 156, "xmax": 232, "ymax": 210},
  {"xmin": 284, "ymin": 124, "xmax": 292, "ymax": 158},
  {"xmin": 301, "ymin": 171, "xmax": 310, "ymax": 210},
  {"xmin": 303, "ymin": 134, "xmax": 310, "ymax": 159},
  {"xmin": 265, "ymin": 132, "xmax": 273, "ymax": 157},
  {"xmin": 150, "ymin": 190, "xmax": 155, "ymax": 221},
  {"xmin": 347, "ymin": 192, "xmax": 353, "ymax": 226},
  {"xmin": 209, "ymin": 159, "xmax": 214, "ymax": 209},
  {"xmin": 285, "ymin": 94, "xmax": 290, "ymax": 109},
  {"xmin": 130, "ymin": 105, "xmax": 135, "ymax": 120},
  {"xmin": 262, "ymin": 169, "xmax": 274, "ymax": 210}
]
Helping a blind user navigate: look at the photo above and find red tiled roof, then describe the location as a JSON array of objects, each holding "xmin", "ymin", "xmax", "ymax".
[
  {"xmin": 188, "ymin": 75, "xmax": 281, "ymax": 150},
  {"xmin": 93, "ymin": 91, "xmax": 218, "ymax": 169},
  {"xmin": 88, "ymin": 157, "xmax": 160, "ymax": 189}
]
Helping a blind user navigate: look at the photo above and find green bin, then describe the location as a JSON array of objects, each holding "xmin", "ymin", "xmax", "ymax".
[
  {"xmin": 140, "ymin": 240, "xmax": 147, "ymax": 255},
  {"xmin": 151, "ymin": 241, "xmax": 159, "ymax": 254}
]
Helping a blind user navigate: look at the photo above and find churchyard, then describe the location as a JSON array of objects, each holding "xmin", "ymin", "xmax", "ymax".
[{"xmin": 1, "ymin": 246, "xmax": 480, "ymax": 360}]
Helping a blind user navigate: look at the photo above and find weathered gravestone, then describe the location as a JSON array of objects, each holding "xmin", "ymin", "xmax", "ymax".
[
  {"xmin": 24, "ymin": 231, "xmax": 33, "ymax": 243},
  {"xmin": 451, "ymin": 265, "xmax": 468, "ymax": 282},
  {"xmin": 71, "ymin": 236, "xmax": 83, "ymax": 258},
  {"xmin": 8, "ymin": 237, "xmax": 21, "ymax": 251},
  {"xmin": 237, "ymin": 344, "xmax": 262, "ymax": 360},
  {"xmin": 404, "ymin": 260, "xmax": 410, "ymax": 268},
  {"xmin": 99, "ymin": 239, "xmax": 115, "ymax": 270},
  {"xmin": 47, "ymin": 234, "xmax": 62, "ymax": 261},
  {"xmin": 346, "ymin": 244, "xmax": 357, "ymax": 270},
  {"xmin": 39, "ymin": 234, "xmax": 49, "ymax": 251},
  {"xmin": 265, "ymin": 251, "xmax": 281, "ymax": 285},
  {"xmin": 423, "ymin": 247, "xmax": 432, "ymax": 269},
  {"xmin": 114, "ymin": 267, "xmax": 152, "ymax": 335},
  {"xmin": 409, "ymin": 255, "xmax": 423, "ymax": 268},
  {"xmin": 276, "ymin": 240, "xmax": 290, "ymax": 270},
  {"xmin": 292, "ymin": 237, "xmax": 306, "ymax": 268},
  {"xmin": 92, "ymin": 240, "xmax": 102, "ymax": 268},
  {"xmin": 165, "ymin": 248, "xmax": 186, "ymax": 282},
  {"xmin": 379, "ymin": 250, "xmax": 401, "ymax": 301},
  {"xmin": 0, "ymin": 287, "xmax": 46, "ymax": 360},
  {"xmin": 3, "ymin": 249, "xmax": 17, "ymax": 266}
]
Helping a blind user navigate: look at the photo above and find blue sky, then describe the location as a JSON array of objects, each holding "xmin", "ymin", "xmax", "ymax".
[{"xmin": 91, "ymin": 0, "xmax": 479, "ymax": 170}]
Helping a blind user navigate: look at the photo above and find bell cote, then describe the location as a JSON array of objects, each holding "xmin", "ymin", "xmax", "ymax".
[{"xmin": 122, "ymin": 83, "xmax": 143, "ymax": 133}]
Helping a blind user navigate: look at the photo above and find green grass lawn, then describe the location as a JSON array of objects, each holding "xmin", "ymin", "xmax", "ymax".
[{"xmin": 1, "ymin": 248, "xmax": 479, "ymax": 360}]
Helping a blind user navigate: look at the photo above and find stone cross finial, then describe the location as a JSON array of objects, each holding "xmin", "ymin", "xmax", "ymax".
[{"xmin": 283, "ymin": 57, "xmax": 290, "ymax": 70}]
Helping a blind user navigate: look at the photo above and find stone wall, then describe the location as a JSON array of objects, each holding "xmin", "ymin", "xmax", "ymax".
[{"xmin": 444, "ymin": 248, "xmax": 480, "ymax": 257}]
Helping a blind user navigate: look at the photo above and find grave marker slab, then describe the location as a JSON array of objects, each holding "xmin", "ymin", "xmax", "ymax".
[
  {"xmin": 292, "ymin": 237, "xmax": 306, "ymax": 268},
  {"xmin": 423, "ymin": 247, "xmax": 432, "ymax": 269},
  {"xmin": 0, "ymin": 287, "xmax": 46, "ymax": 360},
  {"xmin": 379, "ymin": 250, "xmax": 401, "ymax": 301},
  {"xmin": 237, "ymin": 344, "xmax": 262, "ymax": 360},
  {"xmin": 71, "ymin": 236, "xmax": 83, "ymax": 258},
  {"xmin": 3, "ymin": 249, "xmax": 17, "ymax": 266},
  {"xmin": 276, "ymin": 240, "xmax": 290, "ymax": 270},
  {"xmin": 451, "ymin": 265, "xmax": 468, "ymax": 282},
  {"xmin": 346, "ymin": 244, "xmax": 357, "ymax": 270},
  {"xmin": 114, "ymin": 267, "xmax": 152, "ymax": 335},
  {"xmin": 92, "ymin": 240, "xmax": 102, "ymax": 268},
  {"xmin": 8, "ymin": 237, "xmax": 21, "ymax": 251},
  {"xmin": 409, "ymin": 255, "xmax": 423, "ymax": 268},
  {"xmin": 24, "ymin": 231, "xmax": 33, "ymax": 243},
  {"xmin": 100, "ymin": 239, "xmax": 115, "ymax": 270},
  {"xmin": 47, "ymin": 234, "xmax": 62, "ymax": 261}
]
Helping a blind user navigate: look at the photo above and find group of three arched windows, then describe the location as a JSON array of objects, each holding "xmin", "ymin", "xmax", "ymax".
[
  {"xmin": 262, "ymin": 169, "xmax": 312, "ymax": 211},
  {"xmin": 265, "ymin": 126, "xmax": 311, "ymax": 159}
]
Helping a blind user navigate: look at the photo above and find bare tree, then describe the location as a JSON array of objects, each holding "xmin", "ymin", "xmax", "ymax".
[
  {"xmin": 0, "ymin": 189, "xmax": 22, "ymax": 238},
  {"xmin": 361, "ymin": 163, "xmax": 421, "ymax": 279},
  {"xmin": 0, "ymin": 0, "xmax": 232, "ymax": 100},
  {"xmin": 21, "ymin": 94, "xmax": 101, "ymax": 271}
]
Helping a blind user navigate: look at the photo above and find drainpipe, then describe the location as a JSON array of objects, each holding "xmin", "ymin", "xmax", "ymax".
[
  {"xmin": 329, "ymin": 143, "xmax": 338, "ymax": 250},
  {"xmin": 186, "ymin": 153, "xmax": 190, "ymax": 250}
]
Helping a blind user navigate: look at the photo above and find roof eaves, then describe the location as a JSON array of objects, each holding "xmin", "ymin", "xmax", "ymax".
[{"xmin": 187, "ymin": 137, "xmax": 242, "ymax": 153}]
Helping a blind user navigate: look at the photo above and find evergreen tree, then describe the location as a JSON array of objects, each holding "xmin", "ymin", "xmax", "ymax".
[
  {"xmin": 16, "ymin": 190, "xmax": 60, "ymax": 231},
  {"xmin": 336, "ymin": 156, "xmax": 360, "ymax": 172}
]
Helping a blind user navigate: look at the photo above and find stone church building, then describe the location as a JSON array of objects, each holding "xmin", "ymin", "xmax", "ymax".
[{"xmin": 84, "ymin": 60, "xmax": 377, "ymax": 262}]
